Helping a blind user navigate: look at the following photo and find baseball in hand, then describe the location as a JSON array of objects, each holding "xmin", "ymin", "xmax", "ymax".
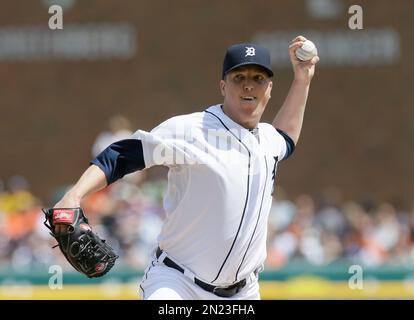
[{"xmin": 295, "ymin": 40, "xmax": 318, "ymax": 61}]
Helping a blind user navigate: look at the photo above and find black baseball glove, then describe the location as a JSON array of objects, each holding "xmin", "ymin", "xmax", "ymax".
[{"xmin": 43, "ymin": 207, "xmax": 118, "ymax": 278}]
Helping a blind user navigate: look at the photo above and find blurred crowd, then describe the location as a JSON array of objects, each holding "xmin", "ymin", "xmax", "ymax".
[
  {"xmin": 1, "ymin": 173, "xmax": 414, "ymax": 273},
  {"xmin": 267, "ymin": 189, "xmax": 414, "ymax": 268},
  {"xmin": 1, "ymin": 115, "xmax": 414, "ymax": 273},
  {"xmin": 0, "ymin": 172, "xmax": 166, "ymax": 273}
]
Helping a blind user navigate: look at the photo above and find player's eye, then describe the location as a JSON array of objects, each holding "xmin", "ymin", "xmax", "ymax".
[
  {"xmin": 233, "ymin": 74, "xmax": 245, "ymax": 83},
  {"xmin": 254, "ymin": 74, "xmax": 266, "ymax": 84}
]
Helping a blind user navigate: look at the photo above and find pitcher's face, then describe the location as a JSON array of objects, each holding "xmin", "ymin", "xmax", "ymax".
[{"xmin": 220, "ymin": 65, "xmax": 273, "ymax": 127}]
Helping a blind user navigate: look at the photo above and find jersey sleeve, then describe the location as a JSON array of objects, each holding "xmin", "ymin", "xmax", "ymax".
[
  {"xmin": 261, "ymin": 124, "xmax": 295, "ymax": 161},
  {"xmin": 275, "ymin": 128, "xmax": 295, "ymax": 161},
  {"xmin": 131, "ymin": 116, "xmax": 197, "ymax": 168},
  {"xmin": 90, "ymin": 139, "xmax": 145, "ymax": 185}
]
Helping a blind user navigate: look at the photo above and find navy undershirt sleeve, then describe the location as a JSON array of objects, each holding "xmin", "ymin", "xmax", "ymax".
[
  {"xmin": 276, "ymin": 128, "xmax": 296, "ymax": 160},
  {"xmin": 90, "ymin": 139, "xmax": 146, "ymax": 185}
]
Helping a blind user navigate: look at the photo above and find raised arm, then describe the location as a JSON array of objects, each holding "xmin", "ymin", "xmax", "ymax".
[{"xmin": 272, "ymin": 35, "xmax": 319, "ymax": 145}]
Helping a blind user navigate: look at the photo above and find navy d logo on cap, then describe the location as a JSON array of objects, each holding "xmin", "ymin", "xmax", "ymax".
[{"xmin": 222, "ymin": 43, "xmax": 274, "ymax": 79}]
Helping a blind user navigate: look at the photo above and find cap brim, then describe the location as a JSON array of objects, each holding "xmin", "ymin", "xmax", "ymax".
[{"xmin": 223, "ymin": 62, "xmax": 274, "ymax": 78}]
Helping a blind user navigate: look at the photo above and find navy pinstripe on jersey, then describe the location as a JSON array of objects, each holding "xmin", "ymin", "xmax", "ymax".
[{"xmin": 204, "ymin": 109, "xmax": 252, "ymax": 283}]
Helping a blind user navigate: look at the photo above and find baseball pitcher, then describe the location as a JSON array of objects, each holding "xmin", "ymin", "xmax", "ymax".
[{"xmin": 45, "ymin": 36, "xmax": 319, "ymax": 299}]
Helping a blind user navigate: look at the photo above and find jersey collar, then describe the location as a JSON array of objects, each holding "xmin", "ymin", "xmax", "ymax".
[{"xmin": 205, "ymin": 104, "xmax": 260, "ymax": 147}]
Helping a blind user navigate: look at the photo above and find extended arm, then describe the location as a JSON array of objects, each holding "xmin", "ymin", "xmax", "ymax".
[
  {"xmin": 54, "ymin": 139, "xmax": 145, "ymax": 208},
  {"xmin": 272, "ymin": 35, "xmax": 319, "ymax": 145},
  {"xmin": 54, "ymin": 164, "xmax": 108, "ymax": 208},
  {"xmin": 46, "ymin": 138, "xmax": 146, "ymax": 275}
]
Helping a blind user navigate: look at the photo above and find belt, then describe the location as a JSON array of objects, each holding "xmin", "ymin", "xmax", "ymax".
[{"xmin": 156, "ymin": 247, "xmax": 247, "ymax": 298}]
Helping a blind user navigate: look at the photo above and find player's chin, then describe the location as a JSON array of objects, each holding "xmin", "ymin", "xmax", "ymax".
[
  {"xmin": 239, "ymin": 98, "xmax": 258, "ymax": 109},
  {"xmin": 239, "ymin": 99, "xmax": 267, "ymax": 115}
]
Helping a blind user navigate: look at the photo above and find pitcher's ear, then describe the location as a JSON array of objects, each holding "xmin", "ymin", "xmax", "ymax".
[{"xmin": 220, "ymin": 79, "xmax": 226, "ymax": 97}]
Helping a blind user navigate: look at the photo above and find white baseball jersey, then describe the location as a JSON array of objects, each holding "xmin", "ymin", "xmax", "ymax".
[{"xmin": 133, "ymin": 104, "xmax": 289, "ymax": 286}]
